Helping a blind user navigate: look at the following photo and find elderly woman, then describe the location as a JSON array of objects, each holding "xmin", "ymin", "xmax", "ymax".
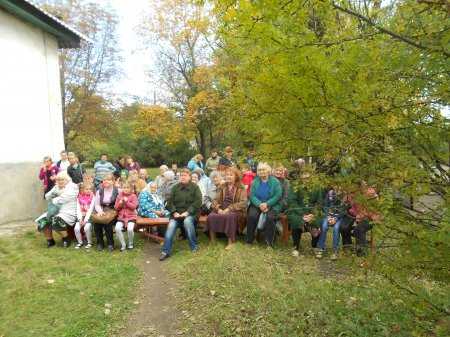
[
  {"xmin": 155, "ymin": 165, "xmax": 169, "ymax": 190},
  {"xmin": 159, "ymin": 170, "xmax": 178, "ymax": 203},
  {"xmin": 36, "ymin": 172, "xmax": 79, "ymax": 247},
  {"xmin": 138, "ymin": 182, "xmax": 169, "ymax": 218},
  {"xmin": 202, "ymin": 171, "xmax": 223, "ymax": 214},
  {"xmin": 207, "ymin": 168, "xmax": 247, "ymax": 250},
  {"xmin": 246, "ymin": 162, "xmax": 282, "ymax": 247}
]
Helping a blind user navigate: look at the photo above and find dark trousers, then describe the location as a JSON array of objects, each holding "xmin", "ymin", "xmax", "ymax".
[
  {"xmin": 94, "ymin": 222, "xmax": 114, "ymax": 247},
  {"xmin": 340, "ymin": 216, "xmax": 354, "ymax": 246},
  {"xmin": 246, "ymin": 205, "xmax": 276, "ymax": 246},
  {"xmin": 291, "ymin": 227, "xmax": 319, "ymax": 250},
  {"xmin": 354, "ymin": 220, "xmax": 373, "ymax": 247}
]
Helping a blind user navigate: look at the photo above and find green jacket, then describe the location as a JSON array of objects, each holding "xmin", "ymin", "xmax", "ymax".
[
  {"xmin": 166, "ymin": 182, "xmax": 202, "ymax": 217},
  {"xmin": 286, "ymin": 186, "xmax": 324, "ymax": 229},
  {"xmin": 249, "ymin": 176, "xmax": 283, "ymax": 214}
]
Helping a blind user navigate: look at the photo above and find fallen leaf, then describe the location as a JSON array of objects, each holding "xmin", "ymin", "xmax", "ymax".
[{"xmin": 47, "ymin": 279, "xmax": 55, "ymax": 284}]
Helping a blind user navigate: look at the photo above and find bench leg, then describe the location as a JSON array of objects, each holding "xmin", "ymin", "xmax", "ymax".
[{"xmin": 280, "ymin": 217, "xmax": 290, "ymax": 245}]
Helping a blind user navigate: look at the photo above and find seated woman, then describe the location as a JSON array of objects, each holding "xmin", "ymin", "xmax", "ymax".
[
  {"xmin": 246, "ymin": 162, "xmax": 282, "ymax": 247},
  {"xmin": 202, "ymin": 171, "xmax": 222, "ymax": 214},
  {"xmin": 138, "ymin": 182, "xmax": 169, "ymax": 218},
  {"xmin": 159, "ymin": 170, "xmax": 178, "ymax": 203},
  {"xmin": 36, "ymin": 172, "xmax": 79, "ymax": 248},
  {"xmin": 206, "ymin": 168, "xmax": 247, "ymax": 250}
]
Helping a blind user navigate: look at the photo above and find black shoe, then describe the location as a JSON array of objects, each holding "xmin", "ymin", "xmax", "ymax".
[
  {"xmin": 108, "ymin": 245, "xmax": 114, "ymax": 252},
  {"xmin": 97, "ymin": 244, "xmax": 104, "ymax": 251},
  {"xmin": 62, "ymin": 238, "xmax": 70, "ymax": 248},
  {"xmin": 47, "ymin": 239, "xmax": 56, "ymax": 248},
  {"xmin": 159, "ymin": 252, "xmax": 169, "ymax": 261}
]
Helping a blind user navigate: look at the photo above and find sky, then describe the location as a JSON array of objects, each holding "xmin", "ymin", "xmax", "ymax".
[{"xmin": 99, "ymin": 0, "xmax": 158, "ymax": 104}]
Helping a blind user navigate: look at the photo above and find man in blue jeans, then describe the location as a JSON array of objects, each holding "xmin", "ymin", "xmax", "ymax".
[
  {"xmin": 316, "ymin": 188, "xmax": 347, "ymax": 261},
  {"xmin": 160, "ymin": 168, "xmax": 202, "ymax": 261}
]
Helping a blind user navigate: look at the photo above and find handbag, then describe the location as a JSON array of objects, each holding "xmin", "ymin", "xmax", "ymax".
[{"xmin": 91, "ymin": 207, "xmax": 117, "ymax": 224}]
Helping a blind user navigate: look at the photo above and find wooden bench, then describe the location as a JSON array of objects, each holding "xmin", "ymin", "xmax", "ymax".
[{"xmin": 136, "ymin": 215, "xmax": 208, "ymax": 243}]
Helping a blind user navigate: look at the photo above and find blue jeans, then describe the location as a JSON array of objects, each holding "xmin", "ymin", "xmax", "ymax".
[
  {"xmin": 318, "ymin": 216, "xmax": 342, "ymax": 251},
  {"xmin": 162, "ymin": 216, "xmax": 198, "ymax": 255}
]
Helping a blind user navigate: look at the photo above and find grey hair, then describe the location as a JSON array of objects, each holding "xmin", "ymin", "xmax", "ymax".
[
  {"xmin": 163, "ymin": 170, "xmax": 175, "ymax": 180},
  {"xmin": 257, "ymin": 162, "xmax": 272, "ymax": 172},
  {"xmin": 160, "ymin": 164, "xmax": 169, "ymax": 171},
  {"xmin": 209, "ymin": 171, "xmax": 219, "ymax": 180},
  {"xmin": 55, "ymin": 171, "xmax": 71, "ymax": 182}
]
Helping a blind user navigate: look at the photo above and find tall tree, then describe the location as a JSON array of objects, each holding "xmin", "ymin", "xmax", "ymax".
[
  {"xmin": 38, "ymin": 0, "xmax": 121, "ymax": 149},
  {"xmin": 139, "ymin": 0, "xmax": 220, "ymax": 155}
]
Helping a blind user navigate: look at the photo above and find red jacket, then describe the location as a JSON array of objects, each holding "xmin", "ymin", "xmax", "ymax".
[
  {"xmin": 242, "ymin": 171, "xmax": 256, "ymax": 196},
  {"xmin": 39, "ymin": 165, "xmax": 59, "ymax": 190},
  {"xmin": 114, "ymin": 192, "xmax": 138, "ymax": 224}
]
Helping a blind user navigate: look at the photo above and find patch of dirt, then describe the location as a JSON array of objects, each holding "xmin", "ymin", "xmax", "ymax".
[
  {"xmin": 0, "ymin": 221, "xmax": 33, "ymax": 237},
  {"xmin": 117, "ymin": 241, "xmax": 181, "ymax": 337}
]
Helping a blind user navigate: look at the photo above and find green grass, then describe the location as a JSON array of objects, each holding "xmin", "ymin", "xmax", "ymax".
[
  {"xmin": 167, "ymin": 237, "xmax": 450, "ymax": 337},
  {"xmin": 0, "ymin": 231, "xmax": 143, "ymax": 337}
]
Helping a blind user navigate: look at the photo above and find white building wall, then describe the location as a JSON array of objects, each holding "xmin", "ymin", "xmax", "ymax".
[
  {"xmin": 0, "ymin": 9, "xmax": 65, "ymax": 164},
  {"xmin": 0, "ymin": 9, "xmax": 66, "ymax": 224}
]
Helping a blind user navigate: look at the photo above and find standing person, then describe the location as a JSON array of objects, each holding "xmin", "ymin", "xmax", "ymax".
[
  {"xmin": 246, "ymin": 163, "xmax": 282, "ymax": 247},
  {"xmin": 171, "ymin": 163, "xmax": 180, "ymax": 180},
  {"xmin": 39, "ymin": 156, "xmax": 59, "ymax": 196},
  {"xmin": 56, "ymin": 150, "xmax": 70, "ymax": 172},
  {"xmin": 159, "ymin": 169, "xmax": 202, "ymax": 261},
  {"xmin": 126, "ymin": 156, "xmax": 141, "ymax": 172},
  {"xmin": 286, "ymin": 169, "xmax": 324, "ymax": 257},
  {"xmin": 93, "ymin": 173, "xmax": 118, "ymax": 251},
  {"xmin": 245, "ymin": 149, "xmax": 258, "ymax": 173},
  {"xmin": 207, "ymin": 168, "xmax": 247, "ymax": 250},
  {"xmin": 114, "ymin": 156, "xmax": 128, "ymax": 179},
  {"xmin": 114, "ymin": 181, "xmax": 138, "ymax": 251},
  {"xmin": 67, "ymin": 153, "xmax": 85, "ymax": 184},
  {"xmin": 218, "ymin": 146, "xmax": 235, "ymax": 169},
  {"xmin": 241, "ymin": 163, "xmax": 256, "ymax": 196},
  {"xmin": 36, "ymin": 172, "xmax": 79, "ymax": 248},
  {"xmin": 94, "ymin": 154, "xmax": 116, "ymax": 189},
  {"xmin": 74, "ymin": 182, "xmax": 95, "ymax": 249},
  {"xmin": 316, "ymin": 188, "xmax": 347, "ymax": 260},
  {"xmin": 187, "ymin": 154, "xmax": 204, "ymax": 171},
  {"xmin": 205, "ymin": 150, "xmax": 220, "ymax": 175}
]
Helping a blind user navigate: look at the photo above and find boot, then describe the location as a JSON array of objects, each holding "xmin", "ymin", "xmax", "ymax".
[
  {"xmin": 62, "ymin": 237, "xmax": 70, "ymax": 248},
  {"xmin": 47, "ymin": 239, "xmax": 56, "ymax": 248}
]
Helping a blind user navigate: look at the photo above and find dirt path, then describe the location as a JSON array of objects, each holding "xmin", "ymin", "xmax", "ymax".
[
  {"xmin": 0, "ymin": 221, "xmax": 33, "ymax": 237},
  {"xmin": 117, "ymin": 241, "xmax": 181, "ymax": 337}
]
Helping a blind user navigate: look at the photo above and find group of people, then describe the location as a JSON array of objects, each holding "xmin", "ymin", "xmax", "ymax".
[{"xmin": 36, "ymin": 148, "xmax": 379, "ymax": 261}]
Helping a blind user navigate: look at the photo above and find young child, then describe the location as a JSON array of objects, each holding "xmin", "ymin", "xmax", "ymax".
[
  {"xmin": 114, "ymin": 181, "xmax": 138, "ymax": 251},
  {"xmin": 241, "ymin": 163, "xmax": 256, "ymax": 196},
  {"xmin": 39, "ymin": 156, "xmax": 59, "ymax": 196},
  {"xmin": 74, "ymin": 182, "xmax": 95, "ymax": 249}
]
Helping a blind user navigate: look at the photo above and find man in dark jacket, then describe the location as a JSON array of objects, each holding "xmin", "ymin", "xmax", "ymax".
[{"xmin": 160, "ymin": 168, "xmax": 202, "ymax": 261}]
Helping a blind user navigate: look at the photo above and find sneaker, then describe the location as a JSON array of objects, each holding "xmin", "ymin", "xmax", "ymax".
[
  {"xmin": 120, "ymin": 246, "xmax": 126, "ymax": 252},
  {"xmin": 127, "ymin": 245, "xmax": 134, "ymax": 250},
  {"xmin": 97, "ymin": 244, "xmax": 104, "ymax": 251},
  {"xmin": 74, "ymin": 242, "xmax": 83, "ymax": 249},
  {"xmin": 159, "ymin": 252, "xmax": 169, "ymax": 261},
  {"xmin": 292, "ymin": 249, "xmax": 300, "ymax": 257},
  {"xmin": 85, "ymin": 243, "xmax": 92, "ymax": 249},
  {"xmin": 108, "ymin": 245, "xmax": 114, "ymax": 252},
  {"xmin": 330, "ymin": 253, "xmax": 338, "ymax": 261},
  {"xmin": 315, "ymin": 250, "xmax": 324, "ymax": 259}
]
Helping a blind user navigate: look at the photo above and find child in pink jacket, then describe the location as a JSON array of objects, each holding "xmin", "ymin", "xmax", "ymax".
[{"xmin": 114, "ymin": 181, "xmax": 138, "ymax": 251}]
